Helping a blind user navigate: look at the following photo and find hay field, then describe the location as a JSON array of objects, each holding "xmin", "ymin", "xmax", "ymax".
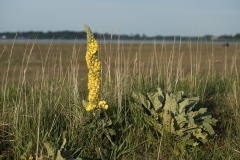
[{"xmin": 1, "ymin": 41, "xmax": 239, "ymax": 85}]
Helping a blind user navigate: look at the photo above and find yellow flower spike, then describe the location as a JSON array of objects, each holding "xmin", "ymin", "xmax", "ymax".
[{"xmin": 84, "ymin": 24, "xmax": 108, "ymax": 111}]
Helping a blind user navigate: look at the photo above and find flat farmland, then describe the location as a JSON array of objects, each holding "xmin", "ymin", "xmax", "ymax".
[{"xmin": 0, "ymin": 41, "xmax": 239, "ymax": 85}]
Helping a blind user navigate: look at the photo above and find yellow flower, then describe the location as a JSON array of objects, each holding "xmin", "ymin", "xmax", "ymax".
[
  {"xmin": 84, "ymin": 25, "xmax": 108, "ymax": 111},
  {"xmin": 98, "ymin": 100, "xmax": 108, "ymax": 110}
]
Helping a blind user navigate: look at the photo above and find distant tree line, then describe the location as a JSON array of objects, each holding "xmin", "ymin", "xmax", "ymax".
[
  {"xmin": 0, "ymin": 31, "xmax": 240, "ymax": 41},
  {"xmin": 0, "ymin": 31, "xmax": 87, "ymax": 39},
  {"xmin": 219, "ymin": 34, "xmax": 240, "ymax": 39}
]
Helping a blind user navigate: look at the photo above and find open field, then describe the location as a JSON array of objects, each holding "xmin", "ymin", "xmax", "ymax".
[
  {"xmin": 0, "ymin": 40, "xmax": 240, "ymax": 159},
  {"xmin": 1, "ymin": 41, "xmax": 239, "ymax": 85}
]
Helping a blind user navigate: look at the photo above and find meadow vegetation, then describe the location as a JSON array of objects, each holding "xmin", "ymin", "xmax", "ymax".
[{"xmin": 0, "ymin": 33, "xmax": 240, "ymax": 159}]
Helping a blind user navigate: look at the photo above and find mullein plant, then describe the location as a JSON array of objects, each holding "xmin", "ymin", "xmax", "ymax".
[
  {"xmin": 132, "ymin": 88, "xmax": 217, "ymax": 155},
  {"xmin": 83, "ymin": 25, "xmax": 108, "ymax": 111},
  {"xmin": 81, "ymin": 26, "xmax": 115, "ymax": 159}
]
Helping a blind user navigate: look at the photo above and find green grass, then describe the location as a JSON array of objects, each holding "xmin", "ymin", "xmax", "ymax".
[{"xmin": 0, "ymin": 38, "xmax": 240, "ymax": 159}]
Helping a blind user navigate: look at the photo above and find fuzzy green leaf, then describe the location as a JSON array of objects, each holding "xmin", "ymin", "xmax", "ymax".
[
  {"xmin": 174, "ymin": 114, "xmax": 187, "ymax": 128},
  {"xmin": 192, "ymin": 128, "xmax": 207, "ymax": 140},
  {"xmin": 203, "ymin": 117, "xmax": 218, "ymax": 125},
  {"xmin": 165, "ymin": 93, "xmax": 177, "ymax": 114},
  {"xmin": 175, "ymin": 91, "xmax": 184, "ymax": 102},
  {"xmin": 132, "ymin": 92, "xmax": 151, "ymax": 109},
  {"xmin": 178, "ymin": 98, "xmax": 189, "ymax": 114},
  {"xmin": 82, "ymin": 99, "xmax": 88, "ymax": 108},
  {"xmin": 157, "ymin": 87, "xmax": 165, "ymax": 102},
  {"xmin": 202, "ymin": 121, "xmax": 215, "ymax": 135},
  {"xmin": 147, "ymin": 92, "xmax": 162, "ymax": 111},
  {"xmin": 185, "ymin": 97, "xmax": 199, "ymax": 112}
]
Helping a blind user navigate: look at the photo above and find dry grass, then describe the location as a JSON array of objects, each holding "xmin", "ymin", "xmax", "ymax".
[{"xmin": 0, "ymin": 41, "xmax": 239, "ymax": 85}]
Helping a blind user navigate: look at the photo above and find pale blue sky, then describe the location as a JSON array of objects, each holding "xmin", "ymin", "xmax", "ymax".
[{"xmin": 1, "ymin": 0, "xmax": 240, "ymax": 36}]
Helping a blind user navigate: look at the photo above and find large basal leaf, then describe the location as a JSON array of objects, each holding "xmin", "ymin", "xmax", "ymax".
[
  {"xmin": 132, "ymin": 92, "xmax": 151, "ymax": 110},
  {"xmin": 164, "ymin": 93, "xmax": 177, "ymax": 115},
  {"xmin": 132, "ymin": 87, "xmax": 217, "ymax": 152},
  {"xmin": 184, "ymin": 97, "xmax": 200, "ymax": 112},
  {"xmin": 147, "ymin": 92, "xmax": 162, "ymax": 111},
  {"xmin": 178, "ymin": 98, "xmax": 189, "ymax": 114}
]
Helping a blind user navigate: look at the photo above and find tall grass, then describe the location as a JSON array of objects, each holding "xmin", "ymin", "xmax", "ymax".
[{"xmin": 0, "ymin": 36, "xmax": 240, "ymax": 159}]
